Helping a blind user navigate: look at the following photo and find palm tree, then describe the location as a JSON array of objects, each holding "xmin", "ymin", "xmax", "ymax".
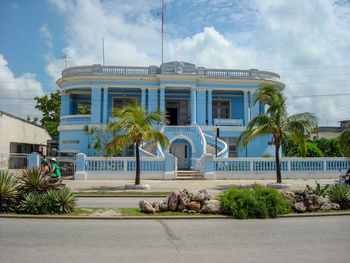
[
  {"xmin": 107, "ymin": 100, "xmax": 168, "ymax": 185},
  {"xmin": 339, "ymin": 129, "xmax": 350, "ymax": 157},
  {"xmin": 238, "ymin": 83, "xmax": 318, "ymax": 183}
]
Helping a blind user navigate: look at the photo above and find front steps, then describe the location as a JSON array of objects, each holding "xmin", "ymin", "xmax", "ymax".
[{"xmin": 175, "ymin": 170, "xmax": 204, "ymax": 180}]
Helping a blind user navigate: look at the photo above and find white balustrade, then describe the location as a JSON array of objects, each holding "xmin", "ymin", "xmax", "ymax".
[{"xmin": 60, "ymin": 115, "xmax": 91, "ymax": 125}]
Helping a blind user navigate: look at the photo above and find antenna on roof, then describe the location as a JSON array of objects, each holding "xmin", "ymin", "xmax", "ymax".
[
  {"xmin": 102, "ymin": 37, "xmax": 105, "ymax": 66},
  {"xmin": 157, "ymin": 0, "xmax": 166, "ymax": 65},
  {"xmin": 58, "ymin": 55, "xmax": 73, "ymax": 68}
]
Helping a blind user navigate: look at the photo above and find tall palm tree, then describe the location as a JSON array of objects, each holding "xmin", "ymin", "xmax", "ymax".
[
  {"xmin": 238, "ymin": 83, "xmax": 318, "ymax": 183},
  {"xmin": 339, "ymin": 129, "xmax": 350, "ymax": 157},
  {"xmin": 107, "ymin": 100, "xmax": 168, "ymax": 185}
]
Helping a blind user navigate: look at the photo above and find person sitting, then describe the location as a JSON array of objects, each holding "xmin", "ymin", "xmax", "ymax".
[
  {"xmin": 346, "ymin": 167, "xmax": 350, "ymax": 185},
  {"xmin": 40, "ymin": 159, "xmax": 50, "ymax": 177},
  {"xmin": 47, "ymin": 158, "xmax": 61, "ymax": 182}
]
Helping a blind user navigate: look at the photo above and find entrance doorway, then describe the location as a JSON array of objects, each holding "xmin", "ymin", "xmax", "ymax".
[
  {"xmin": 170, "ymin": 142, "xmax": 190, "ymax": 170},
  {"xmin": 165, "ymin": 99, "xmax": 189, "ymax": 125},
  {"xmin": 167, "ymin": 108, "xmax": 178, "ymax": 125}
]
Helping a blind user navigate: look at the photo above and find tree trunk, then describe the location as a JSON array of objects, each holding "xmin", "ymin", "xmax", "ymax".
[
  {"xmin": 275, "ymin": 144, "xmax": 282, "ymax": 183},
  {"xmin": 135, "ymin": 142, "xmax": 141, "ymax": 185}
]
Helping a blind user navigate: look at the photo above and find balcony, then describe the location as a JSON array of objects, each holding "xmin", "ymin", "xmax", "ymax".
[{"xmin": 60, "ymin": 115, "xmax": 91, "ymax": 125}]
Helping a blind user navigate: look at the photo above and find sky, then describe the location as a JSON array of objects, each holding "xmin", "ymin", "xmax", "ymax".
[{"xmin": 0, "ymin": 0, "xmax": 349, "ymax": 126}]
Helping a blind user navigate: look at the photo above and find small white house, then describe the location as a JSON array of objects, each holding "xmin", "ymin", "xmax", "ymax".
[{"xmin": 0, "ymin": 111, "xmax": 51, "ymax": 170}]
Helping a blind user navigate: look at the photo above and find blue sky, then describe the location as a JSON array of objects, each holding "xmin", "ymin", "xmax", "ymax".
[{"xmin": 0, "ymin": 0, "xmax": 350, "ymax": 126}]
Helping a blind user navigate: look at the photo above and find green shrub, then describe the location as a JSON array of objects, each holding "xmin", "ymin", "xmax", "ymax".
[
  {"xmin": 329, "ymin": 183, "xmax": 350, "ymax": 209},
  {"xmin": 306, "ymin": 180, "xmax": 329, "ymax": 197},
  {"xmin": 219, "ymin": 184, "xmax": 290, "ymax": 219},
  {"xmin": 0, "ymin": 171, "xmax": 19, "ymax": 213},
  {"xmin": 56, "ymin": 188, "xmax": 76, "ymax": 214},
  {"xmin": 18, "ymin": 168, "xmax": 61, "ymax": 195}
]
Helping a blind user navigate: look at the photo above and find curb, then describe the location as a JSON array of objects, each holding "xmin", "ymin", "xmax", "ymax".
[
  {"xmin": 1, "ymin": 212, "xmax": 350, "ymax": 220},
  {"xmin": 74, "ymin": 195, "xmax": 168, "ymax": 198},
  {"xmin": 0, "ymin": 214, "xmax": 231, "ymax": 220}
]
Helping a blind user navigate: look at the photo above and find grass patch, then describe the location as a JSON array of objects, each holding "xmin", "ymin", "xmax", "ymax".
[
  {"xmin": 73, "ymin": 191, "xmax": 171, "ymax": 196},
  {"xmin": 120, "ymin": 208, "xmax": 220, "ymax": 216}
]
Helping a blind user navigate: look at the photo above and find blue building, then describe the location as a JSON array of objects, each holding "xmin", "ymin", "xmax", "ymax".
[{"xmin": 57, "ymin": 61, "xmax": 282, "ymax": 170}]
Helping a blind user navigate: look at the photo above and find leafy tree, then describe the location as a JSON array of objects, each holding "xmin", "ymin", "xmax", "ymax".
[
  {"xmin": 339, "ymin": 129, "xmax": 350, "ymax": 157},
  {"xmin": 84, "ymin": 125, "xmax": 121, "ymax": 157},
  {"xmin": 34, "ymin": 90, "xmax": 61, "ymax": 140},
  {"xmin": 238, "ymin": 83, "xmax": 317, "ymax": 183},
  {"xmin": 302, "ymin": 143, "xmax": 323, "ymax": 157},
  {"xmin": 314, "ymin": 137, "xmax": 342, "ymax": 157},
  {"xmin": 107, "ymin": 100, "xmax": 168, "ymax": 185},
  {"xmin": 35, "ymin": 90, "xmax": 91, "ymax": 140}
]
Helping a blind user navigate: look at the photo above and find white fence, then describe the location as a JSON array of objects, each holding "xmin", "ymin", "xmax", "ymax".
[
  {"xmin": 0, "ymin": 153, "xmax": 28, "ymax": 170},
  {"xmin": 209, "ymin": 157, "xmax": 350, "ymax": 180}
]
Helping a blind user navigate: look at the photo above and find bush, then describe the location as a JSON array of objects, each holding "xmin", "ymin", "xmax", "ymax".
[
  {"xmin": 56, "ymin": 187, "xmax": 76, "ymax": 213},
  {"xmin": 20, "ymin": 187, "xmax": 76, "ymax": 214},
  {"xmin": 219, "ymin": 184, "xmax": 291, "ymax": 219},
  {"xmin": 18, "ymin": 168, "xmax": 61, "ymax": 195},
  {"xmin": 329, "ymin": 183, "xmax": 350, "ymax": 209},
  {"xmin": 306, "ymin": 180, "xmax": 329, "ymax": 197},
  {"xmin": 0, "ymin": 171, "xmax": 19, "ymax": 213}
]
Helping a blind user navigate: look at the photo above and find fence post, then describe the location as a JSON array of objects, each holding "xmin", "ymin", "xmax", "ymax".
[
  {"xmin": 164, "ymin": 154, "xmax": 175, "ymax": 179},
  {"xmin": 323, "ymin": 159, "xmax": 327, "ymax": 171},
  {"xmin": 28, "ymin": 153, "xmax": 40, "ymax": 169},
  {"xmin": 75, "ymin": 153, "xmax": 86, "ymax": 180},
  {"xmin": 204, "ymin": 154, "xmax": 216, "ymax": 179}
]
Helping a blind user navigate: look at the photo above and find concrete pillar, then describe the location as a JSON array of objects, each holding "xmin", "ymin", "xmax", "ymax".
[
  {"xmin": 75, "ymin": 153, "xmax": 87, "ymax": 180},
  {"xmin": 243, "ymin": 91, "xmax": 249, "ymax": 125},
  {"xmin": 160, "ymin": 87, "xmax": 165, "ymax": 113},
  {"xmin": 207, "ymin": 89, "xmax": 212, "ymax": 125},
  {"xmin": 103, "ymin": 87, "xmax": 108, "ymax": 123},
  {"xmin": 28, "ymin": 153, "xmax": 40, "ymax": 169},
  {"xmin": 196, "ymin": 89, "xmax": 206, "ymax": 125},
  {"xmin": 60, "ymin": 93, "xmax": 71, "ymax": 116},
  {"xmin": 148, "ymin": 88, "xmax": 158, "ymax": 113},
  {"xmin": 141, "ymin": 88, "xmax": 146, "ymax": 110},
  {"xmin": 190, "ymin": 87, "xmax": 197, "ymax": 124},
  {"xmin": 91, "ymin": 87, "xmax": 102, "ymax": 123}
]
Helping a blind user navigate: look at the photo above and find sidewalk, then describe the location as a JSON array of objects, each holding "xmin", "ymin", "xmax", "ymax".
[{"xmin": 64, "ymin": 179, "xmax": 336, "ymax": 196}]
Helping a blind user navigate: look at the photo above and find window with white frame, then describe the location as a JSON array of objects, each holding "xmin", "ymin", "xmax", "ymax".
[{"xmin": 212, "ymin": 99, "xmax": 230, "ymax": 119}]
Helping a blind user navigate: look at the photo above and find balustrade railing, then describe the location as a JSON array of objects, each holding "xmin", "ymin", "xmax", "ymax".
[
  {"xmin": 214, "ymin": 118, "xmax": 243, "ymax": 126},
  {"xmin": 60, "ymin": 115, "xmax": 91, "ymax": 125},
  {"xmin": 204, "ymin": 134, "xmax": 227, "ymax": 157},
  {"xmin": 85, "ymin": 157, "xmax": 165, "ymax": 172},
  {"xmin": 62, "ymin": 65, "xmax": 280, "ymax": 81},
  {"xmin": 214, "ymin": 157, "xmax": 350, "ymax": 172}
]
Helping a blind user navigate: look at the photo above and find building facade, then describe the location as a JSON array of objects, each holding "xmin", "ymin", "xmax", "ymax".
[
  {"xmin": 57, "ymin": 61, "xmax": 283, "ymax": 170},
  {"xmin": 0, "ymin": 111, "xmax": 51, "ymax": 170}
]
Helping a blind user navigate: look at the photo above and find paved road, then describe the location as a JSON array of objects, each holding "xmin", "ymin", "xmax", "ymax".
[
  {"xmin": 1, "ymin": 216, "xmax": 349, "ymax": 263},
  {"xmin": 76, "ymin": 197, "xmax": 164, "ymax": 208}
]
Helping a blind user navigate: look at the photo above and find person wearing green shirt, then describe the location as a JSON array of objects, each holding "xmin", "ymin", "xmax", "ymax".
[{"xmin": 49, "ymin": 158, "xmax": 61, "ymax": 179}]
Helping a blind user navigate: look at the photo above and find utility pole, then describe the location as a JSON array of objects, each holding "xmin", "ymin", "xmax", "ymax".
[{"xmin": 158, "ymin": 0, "xmax": 166, "ymax": 65}]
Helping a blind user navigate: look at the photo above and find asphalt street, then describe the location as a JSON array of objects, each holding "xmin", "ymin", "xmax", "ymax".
[
  {"xmin": 0, "ymin": 216, "xmax": 349, "ymax": 263},
  {"xmin": 76, "ymin": 197, "xmax": 164, "ymax": 208}
]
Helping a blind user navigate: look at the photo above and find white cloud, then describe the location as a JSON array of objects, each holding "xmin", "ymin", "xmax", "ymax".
[
  {"xmin": 46, "ymin": 0, "xmax": 350, "ymax": 126},
  {"xmin": 39, "ymin": 23, "xmax": 53, "ymax": 48},
  {"xmin": 0, "ymin": 54, "xmax": 44, "ymax": 119}
]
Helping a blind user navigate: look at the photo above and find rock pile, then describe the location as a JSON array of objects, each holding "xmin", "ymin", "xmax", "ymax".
[
  {"xmin": 139, "ymin": 189, "xmax": 221, "ymax": 214},
  {"xmin": 281, "ymin": 190, "xmax": 340, "ymax": 213}
]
